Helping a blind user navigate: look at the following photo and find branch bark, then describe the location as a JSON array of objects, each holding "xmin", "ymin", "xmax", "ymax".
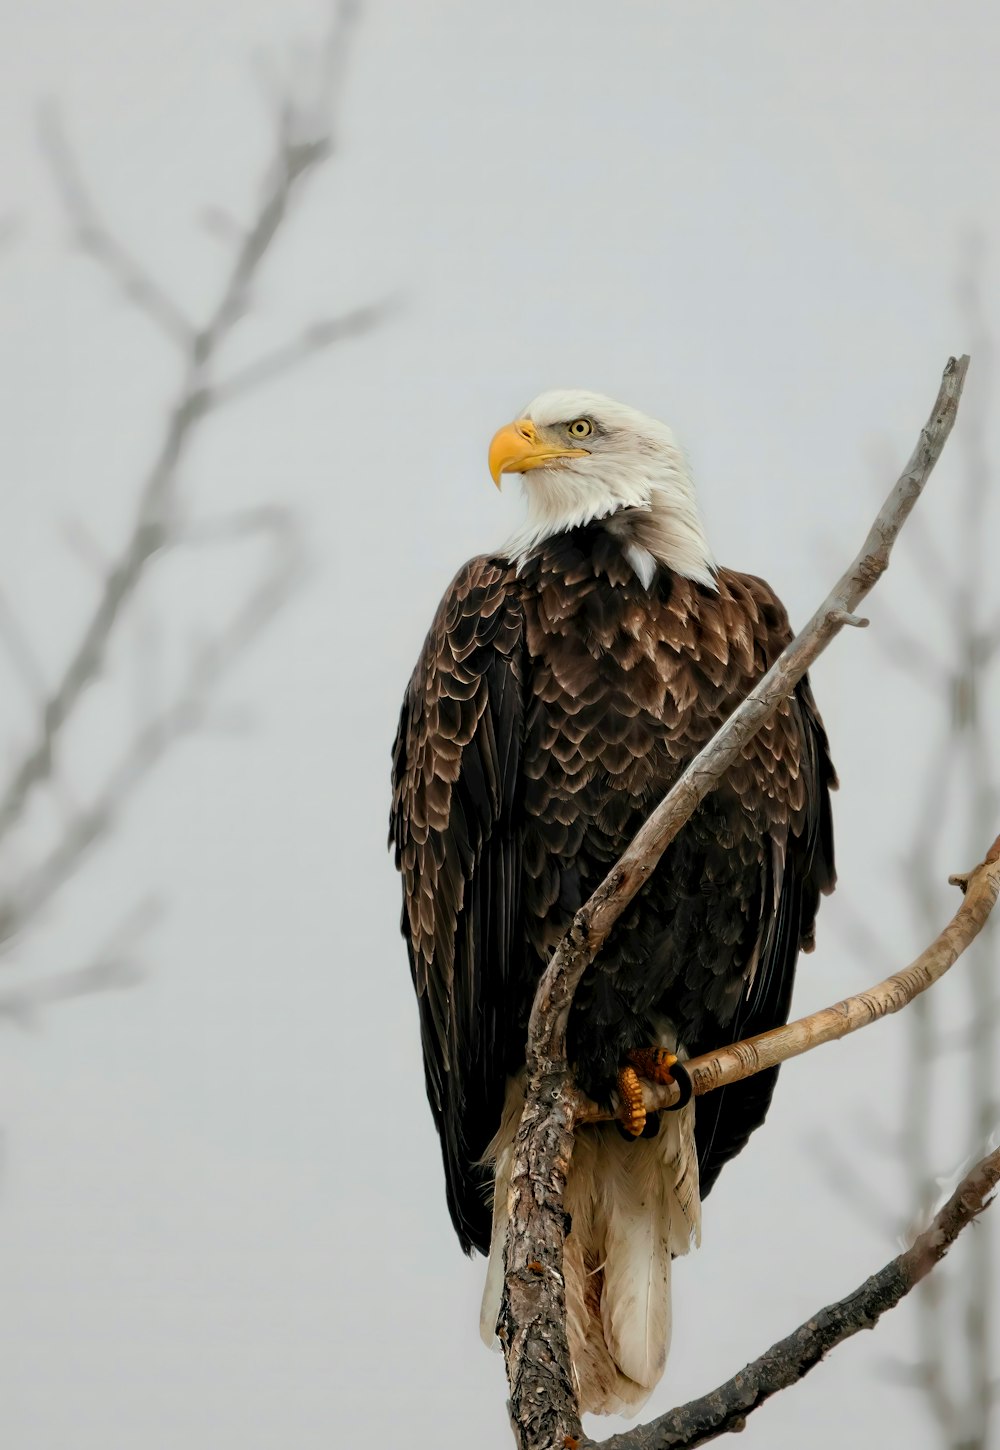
[
  {"xmin": 498, "ymin": 356, "xmax": 971, "ymax": 1450},
  {"xmin": 578, "ymin": 834, "xmax": 1000, "ymax": 1124},
  {"xmin": 596, "ymin": 1139, "xmax": 1000, "ymax": 1450}
]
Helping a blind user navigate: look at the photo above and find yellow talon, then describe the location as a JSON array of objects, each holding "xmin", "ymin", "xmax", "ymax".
[
  {"xmin": 616, "ymin": 1065, "xmax": 647, "ymax": 1137},
  {"xmin": 627, "ymin": 1047, "xmax": 679, "ymax": 1084}
]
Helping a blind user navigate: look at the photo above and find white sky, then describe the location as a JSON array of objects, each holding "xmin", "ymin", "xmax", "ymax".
[{"xmin": 1, "ymin": 2, "xmax": 998, "ymax": 1447}]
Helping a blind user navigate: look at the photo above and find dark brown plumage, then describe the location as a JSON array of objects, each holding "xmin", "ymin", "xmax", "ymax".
[{"xmin": 390, "ymin": 521, "xmax": 836, "ymax": 1257}]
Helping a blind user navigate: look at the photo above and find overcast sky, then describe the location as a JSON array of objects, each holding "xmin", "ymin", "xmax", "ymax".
[{"xmin": 1, "ymin": 2, "xmax": 998, "ymax": 1447}]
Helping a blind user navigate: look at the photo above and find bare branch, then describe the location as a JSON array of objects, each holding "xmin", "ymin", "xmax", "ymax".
[
  {"xmin": 984, "ymin": 609, "xmax": 1000, "ymax": 658},
  {"xmin": 578, "ymin": 835, "xmax": 1000, "ymax": 1123},
  {"xmin": 38, "ymin": 108, "xmax": 195, "ymax": 347},
  {"xmin": 0, "ymin": 8, "xmax": 362, "ymax": 848},
  {"xmin": 0, "ymin": 897, "xmax": 159, "ymax": 1028},
  {"xmin": 595, "ymin": 1142, "xmax": 1000, "ymax": 1450},
  {"xmin": 0, "ymin": 960, "xmax": 140, "ymax": 1027},
  {"xmin": 210, "ymin": 301, "xmax": 390, "ymax": 407},
  {"xmin": 864, "ymin": 435, "xmax": 956, "ymax": 593},
  {"xmin": 0, "ymin": 513, "xmax": 302, "ymax": 947},
  {"xmin": 527, "ymin": 357, "xmax": 969, "ymax": 1078},
  {"xmin": 498, "ymin": 356, "xmax": 970, "ymax": 1450}
]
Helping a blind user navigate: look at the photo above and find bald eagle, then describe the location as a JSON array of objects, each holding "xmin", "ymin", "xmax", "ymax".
[{"xmin": 390, "ymin": 391, "xmax": 836, "ymax": 1415}]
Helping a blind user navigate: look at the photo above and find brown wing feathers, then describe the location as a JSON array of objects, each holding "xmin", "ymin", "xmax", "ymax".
[
  {"xmin": 390, "ymin": 557, "xmax": 525, "ymax": 1253},
  {"xmin": 689, "ymin": 573, "xmax": 837, "ymax": 1191},
  {"xmin": 391, "ymin": 535, "xmax": 836, "ymax": 1249}
]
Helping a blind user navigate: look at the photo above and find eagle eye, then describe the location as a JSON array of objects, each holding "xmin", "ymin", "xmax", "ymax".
[{"xmin": 568, "ymin": 418, "xmax": 593, "ymax": 439}]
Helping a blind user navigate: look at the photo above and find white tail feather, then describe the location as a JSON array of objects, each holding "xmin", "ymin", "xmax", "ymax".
[
  {"xmin": 479, "ymin": 1086, "xmax": 521, "ymax": 1349},
  {"xmin": 598, "ymin": 1136, "xmax": 674, "ymax": 1389},
  {"xmin": 480, "ymin": 1056, "xmax": 700, "ymax": 1417}
]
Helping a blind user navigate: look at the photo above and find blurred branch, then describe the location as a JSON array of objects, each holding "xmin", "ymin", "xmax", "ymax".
[
  {"xmin": 0, "ymin": 897, "xmax": 159, "ymax": 1028},
  {"xmin": 0, "ymin": 509, "xmax": 302, "ymax": 948},
  {"xmin": 955, "ymin": 260, "xmax": 996, "ymax": 1450},
  {"xmin": 824, "ymin": 246, "xmax": 999, "ymax": 1450},
  {"xmin": 904, "ymin": 719, "xmax": 961, "ymax": 915},
  {"xmin": 805, "ymin": 1131, "xmax": 899, "ymax": 1239},
  {"xmin": 40, "ymin": 108, "xmax": 195, "ymax": 346},
  {"xmin": 984, "ymin": 608, "xmax": 1000, "ymax": 657},
  {"xmin": 868, "ymin": 594, "xmax": 949, "ymax": 693},
  {"xmin": 210, "ymin": 301, "xmax": 390, "ymax": 407},
  {"xmin": 499, "ymin": 357, "xmax": 970, "ymax": 1450},
  {"xmin": 830, "ymin": 894, "xmax": 895, "ymax": 973},
  {"xmin": 0, "ymin": 0, "xmax": 375, "ymax": 850},
  {"xmin": 0, "ymin": 960, "xmax": 139, "ymax": 1026},
  {"xmin": 596, "ymin": 1141, "xmax": 1000, "ymax": 1450}
]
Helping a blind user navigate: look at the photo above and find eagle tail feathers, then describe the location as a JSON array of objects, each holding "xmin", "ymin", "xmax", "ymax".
[{"xmin": 480, "ymin": 1072, "xmax": 699, "ymax": 1418}]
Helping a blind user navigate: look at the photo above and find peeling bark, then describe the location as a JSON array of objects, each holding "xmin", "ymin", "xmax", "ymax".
[{"xmin": 499, "ymin": 357, "xmax": 976, "ymax": 1449}]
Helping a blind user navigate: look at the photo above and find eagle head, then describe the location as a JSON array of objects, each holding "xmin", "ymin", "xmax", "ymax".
[{"xmin": 489, "ymin": 389, "xmax": 716, "ymax": 589}]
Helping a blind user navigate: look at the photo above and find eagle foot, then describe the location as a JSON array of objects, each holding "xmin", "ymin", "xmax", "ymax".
[
  {"xmin": 616, "ymin": 1066, "xmax": 648, "ymax": 1137},
  {"xmin": 622, "ymin": 1048, "xmax": 693, "ymax": 1120}
]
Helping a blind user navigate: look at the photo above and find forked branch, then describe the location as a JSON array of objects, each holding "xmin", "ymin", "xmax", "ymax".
[
  {"xmin": 527, "ymin": 355, "xmax": 970, "ymax": 1073},
  {"xmin": 499, "ymin": 357, "xmax": 972, "ymax": 1450},
  {"xmin": 0, "ymin": 0, "xmax": 378, "ymax": 852}
]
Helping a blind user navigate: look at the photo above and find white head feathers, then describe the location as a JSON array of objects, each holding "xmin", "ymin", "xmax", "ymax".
[{"xmin": 500, "ymin": 389, "xmax": 716, "ymax": 591}]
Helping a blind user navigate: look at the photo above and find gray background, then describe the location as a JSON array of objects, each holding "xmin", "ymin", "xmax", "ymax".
[{"xmin": 1, "ymin": 2, "xmax": 998, "ymax": 1447}]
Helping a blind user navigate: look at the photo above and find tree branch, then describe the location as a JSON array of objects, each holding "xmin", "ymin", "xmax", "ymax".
[
  {"xmin": 210, "ymin": 302, "xmax": 390, "ymax": 407},
  {"xmin": 498, "ymin": 356, "xmax": 970, "ymax": 1450},
  {"xmin": 526, "ymin": 356, "xmax": 969, "ymax": 1076},
  {"xmin": 578, "ymin": 834, "xmax": 1000, "ymax": 1124},
  {"xmin": 0, "ymin": 510, "xmax": 301, "ymax": 948},
  {"xmin": 0, "ymin": 897, "xmax": 159, "ymax": 1028},
  {"xmin": 595, "ymin": 1140, "xmax": 1000, "ymax": 1450},
  {"xmin": 0, "ymin": 0, "xmax": 366, "ymax": 850},
  {"xmin": 39, "ymin": 107, "xmax": 196, "ymax": 346}
]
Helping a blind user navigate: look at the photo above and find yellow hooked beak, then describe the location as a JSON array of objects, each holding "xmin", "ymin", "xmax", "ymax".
[{"xmin": 487, "ymin": 418, "xmax": 589, "ymax": 488}]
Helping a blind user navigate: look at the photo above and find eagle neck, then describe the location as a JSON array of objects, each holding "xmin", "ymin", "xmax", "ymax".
[{"xmin": 508, "ymin": 505, "xmax": 716, "ymax": 592}]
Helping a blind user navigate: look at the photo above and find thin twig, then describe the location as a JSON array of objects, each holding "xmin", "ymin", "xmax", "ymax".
[
  {"xmin": 39, "ymin": 108, "xmax": 195, "ymax": 346},
  {"xmin": 0, "ymin": 896, "xmax": 160, "ymax": 1028},
  {"xmin": 0, "ymin": 513, "xmax": 301, "ymax": 948},
  {"xmin": 805, "ymin": 1132, "xmax": 899, "ymax": 1240},
  {"xmin": 867, "ymin": 594, "xmax": 950, "ymax": 693},
  {"xmin": 0, "ymin": 5, "xmax": 364, "ymax": 848},
  {"xmin": 210, "ymin": 303, "xmax": 389, "ymax": 407},
  {"xmin": 0, "ymin": 960, "xmax": 141, "ymax": 1027}
]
